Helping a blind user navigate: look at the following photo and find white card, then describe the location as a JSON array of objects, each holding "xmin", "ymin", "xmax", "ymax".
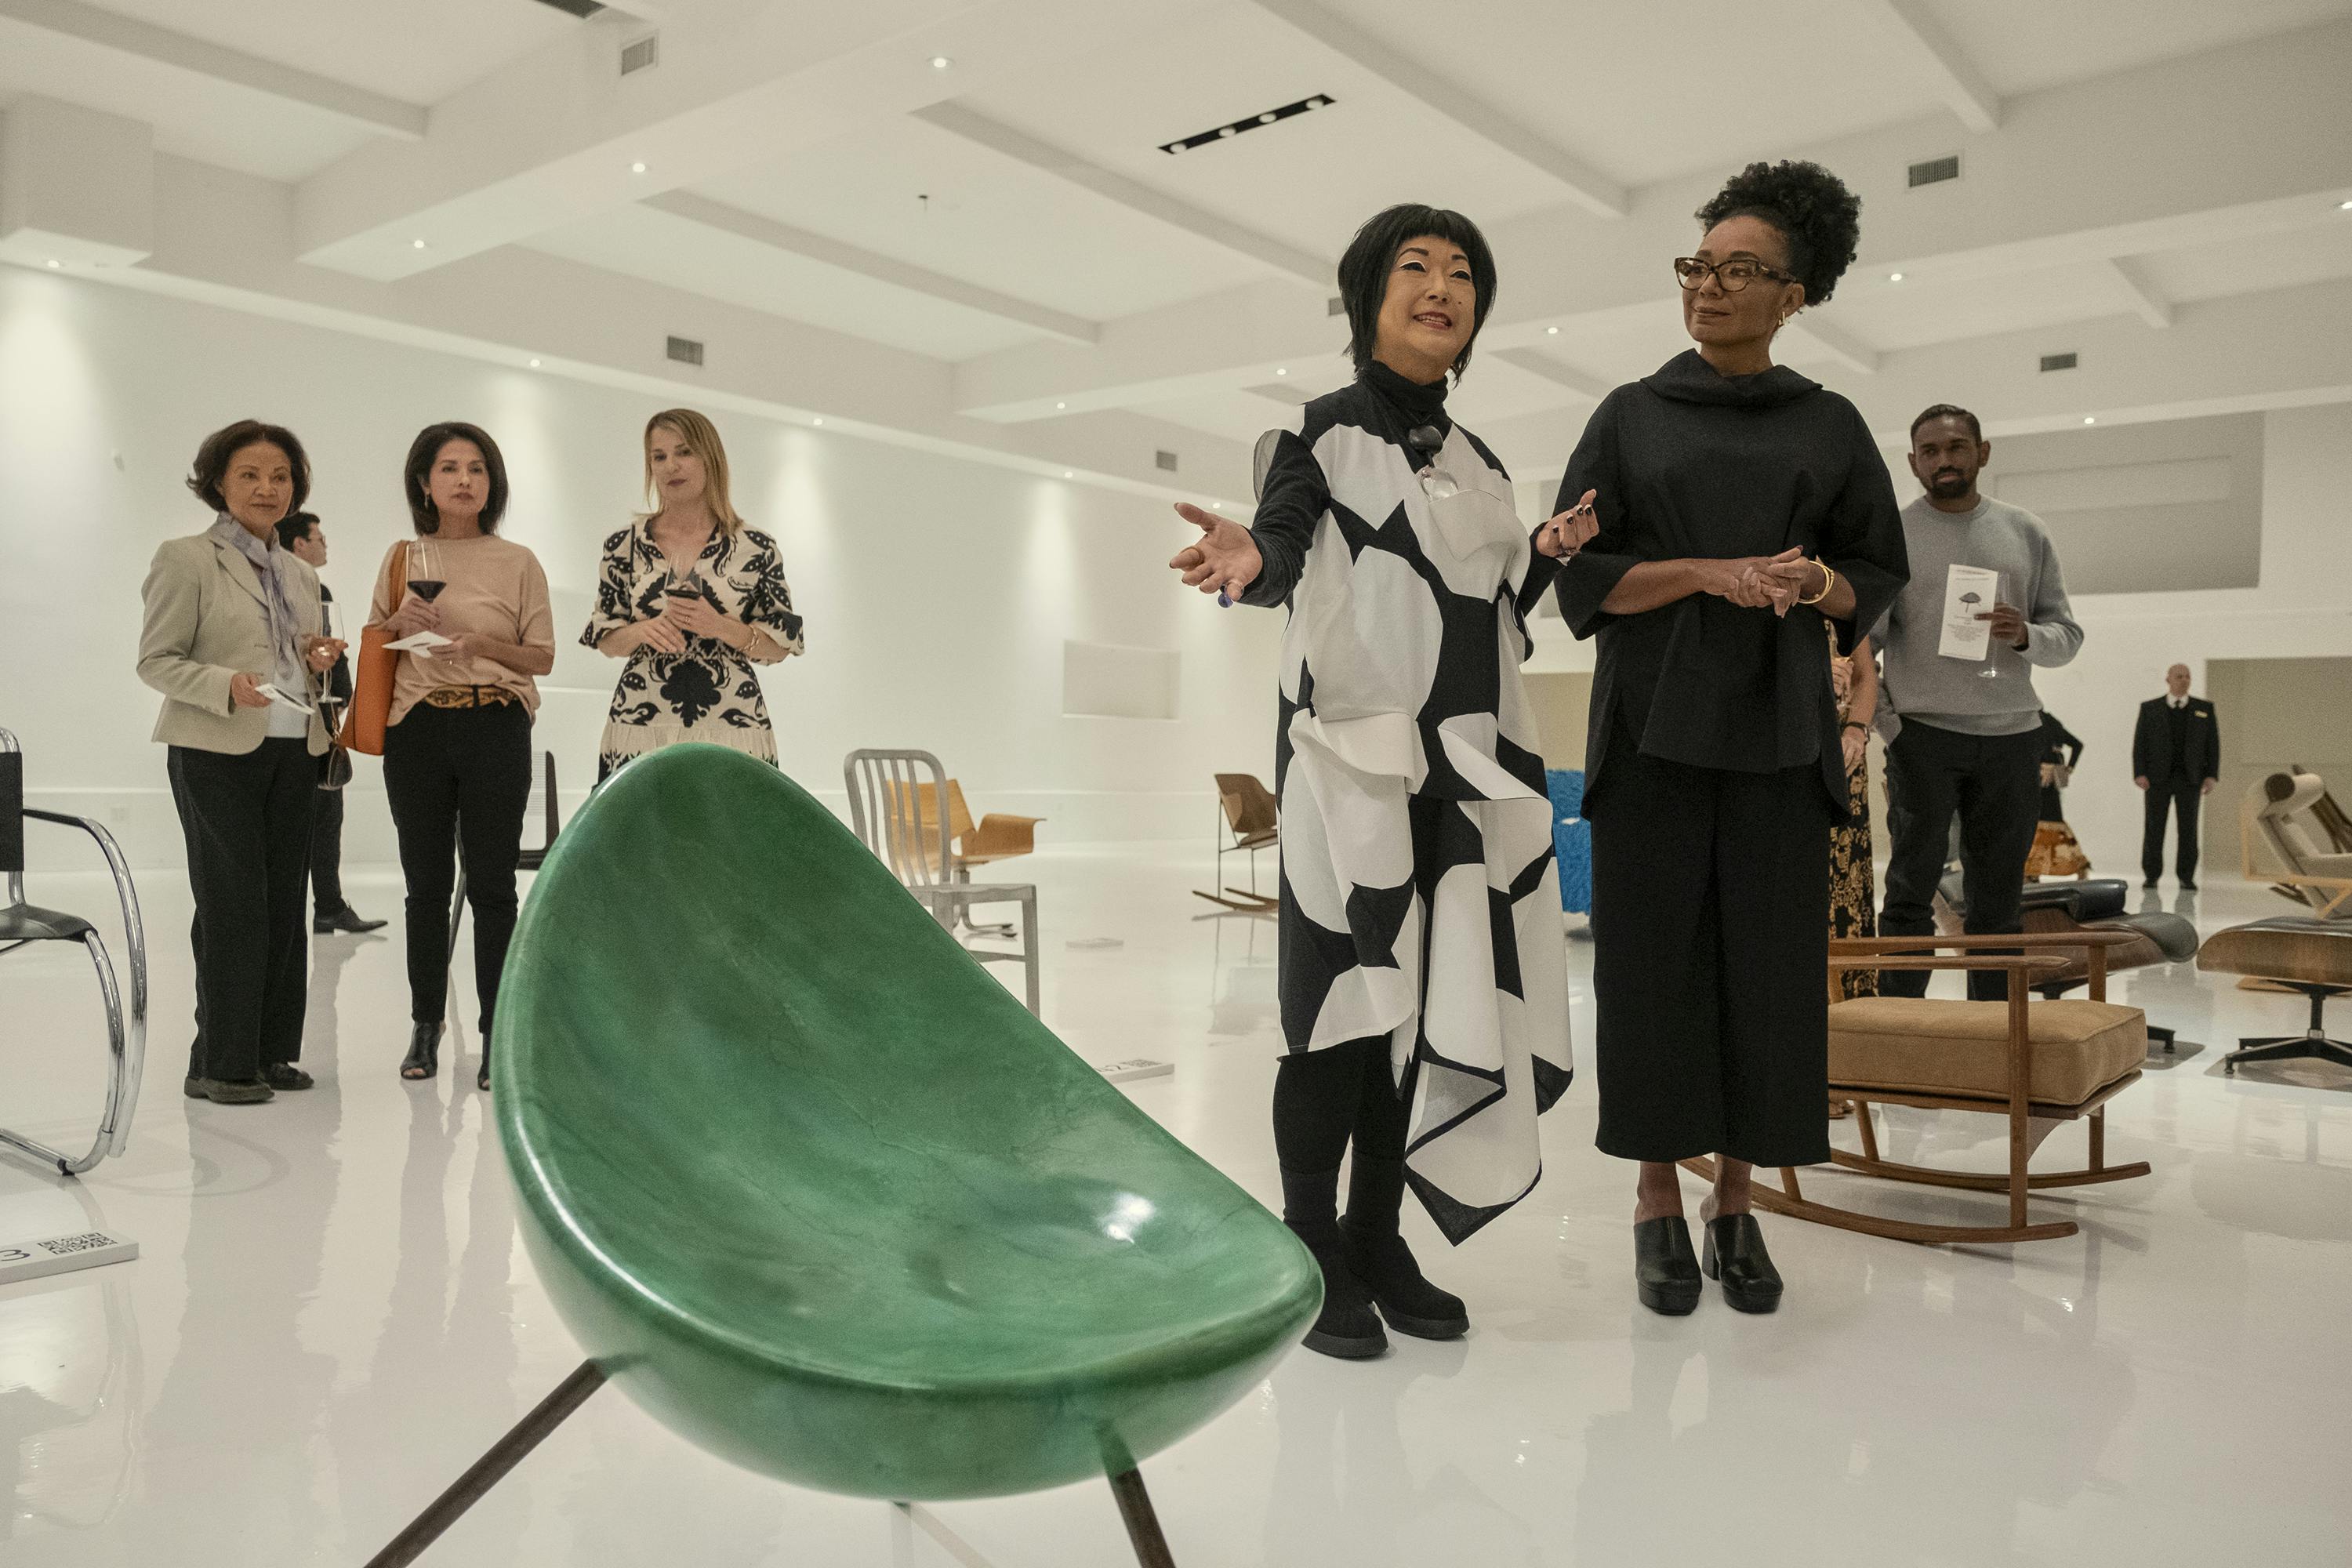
[
  {"xmin": 1936, "ymin": 564, "xmax": 2001, "ymax": 660},
  {"xmin": 256, "ymin": 682, "xmax": 313, "ymax": 713},
  {"xmin": 0, "ymin": 1228, "xmax": 139, "ymax": 1285},
  {"xmin": 384, "ymin": 631, "xmax": 454, "ymax": 652}
]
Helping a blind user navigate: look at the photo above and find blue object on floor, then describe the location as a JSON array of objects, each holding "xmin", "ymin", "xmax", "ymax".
[{"xmin": 1547, "ymin": 768, "xmax": 1592, "ymax": 915}]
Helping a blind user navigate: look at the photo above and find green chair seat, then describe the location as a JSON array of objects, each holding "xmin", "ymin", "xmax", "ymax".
[{"xmin": 493, "ymin": 744, "xmax": 1320, "ymax": 1503}]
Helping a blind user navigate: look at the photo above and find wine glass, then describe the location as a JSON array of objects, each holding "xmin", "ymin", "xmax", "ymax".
[{"xmin": 405, "ymin": 539, "xmax": 444, "ymax": 605}]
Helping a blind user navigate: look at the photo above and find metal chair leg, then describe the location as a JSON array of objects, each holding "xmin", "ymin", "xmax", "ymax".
[
  {"xmin": 0, "ymin": 929, "xmax": 139, "ymax": 1178},
  {"xmin": 1109, "ymin": 1468, "xmax": 1177, "ymax": 1568},
  {"xmin": 365, "ymin": 1360, "xmax": 605, "ymax": 1567},
  {"xmin": 1022, "ymin": 887, "xmax": 1040, "ymax": 1017}
]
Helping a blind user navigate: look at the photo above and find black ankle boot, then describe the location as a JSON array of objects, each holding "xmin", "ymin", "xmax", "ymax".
[
  {"xmin": 400, "ymin": 1022, "xmax": 441, "ymax": 1081},
  {"xmin": 1340, "ymin": 1155, "xmax": 1468, "ymax": 1340},
  {"xmin": 1702, "ymin": 1213, "xmax": 1784, "ymax": 1314},
  {"xmin": 1634, "ymin": 1215, "xmax": 1702, "ymax": 1316},
  {"xmin": 1281, "ymin": 1169, "xmax": 1386, "ymax": 1359}
]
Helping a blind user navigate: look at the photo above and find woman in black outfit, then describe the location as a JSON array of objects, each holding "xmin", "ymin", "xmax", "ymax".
[
  {"xmin": 1555, "ymin": 162, "xmax": 1908, "ymax": 1316},
  {"xmin": 2024, "ymin": 711, "xmax": 2092, "ymax": 878}
]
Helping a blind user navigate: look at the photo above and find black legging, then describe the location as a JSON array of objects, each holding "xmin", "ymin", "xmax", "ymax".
[
  {"xmin": 383, "ymin": 702, "xmax": 532, "ymax": 1033},
  {"xmin": 1272, "ymin": 1037, "xmax": 1412, "ymax": 1174}
]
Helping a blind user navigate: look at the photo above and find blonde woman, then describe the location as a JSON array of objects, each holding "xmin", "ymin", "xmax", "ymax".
[{"xmin": 583, "ymin": 408, "xmax": 805, "ymax": 781}]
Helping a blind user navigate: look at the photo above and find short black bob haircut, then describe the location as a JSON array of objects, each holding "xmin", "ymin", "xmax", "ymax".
[
  {"xmin": 1909, "ymin": 404, "xmax": 1984, "ymax": 443},
  {"xmin": 187, "ymin": 419, "xmax": 311, "ymax": 514},
  {"xmin": 274, "ymin": 510, "xmax": 320, "ymax": 552},
  {"xmin": 1337, "ymin": 204, "xmax": 1497, "ymax": 380},
  {"xmin": 403, "ymin": 421, "xmax": 510, "ymax": 535},
  {"xmin": 1693, "ymin": 160, "xmax": 1863, "ymax": 308}
]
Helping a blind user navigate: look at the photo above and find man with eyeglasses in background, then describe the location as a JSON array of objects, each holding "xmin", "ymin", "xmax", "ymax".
[
  {"xmin": 1874, "ymin": 405, "xmax": 2082, "ymax": 1000},
  {"xmin": 277, "ymin": 510, "xmax": 387, "ymax": 935}
]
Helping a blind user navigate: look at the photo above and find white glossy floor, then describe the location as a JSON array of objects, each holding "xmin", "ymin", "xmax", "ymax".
[{"xmin": 4, "ymin": 850, "xmax": 2350, "ymax": 1566}]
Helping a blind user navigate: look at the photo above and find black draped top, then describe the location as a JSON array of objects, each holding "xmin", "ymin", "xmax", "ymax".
[{"xmin": 1553, "ymin": 350, "xmax": 1908, "ymax": 816}]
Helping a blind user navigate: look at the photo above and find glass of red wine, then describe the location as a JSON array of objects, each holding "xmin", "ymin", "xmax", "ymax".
[{"xmin": 406, "ymin": 538, "xmax": 445, "ymax": 607}]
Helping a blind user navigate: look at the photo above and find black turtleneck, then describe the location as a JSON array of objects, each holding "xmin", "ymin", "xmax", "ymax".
[{"xmin": 1553, "ymin": 349, "xmax": 1909, "ymax": 814}]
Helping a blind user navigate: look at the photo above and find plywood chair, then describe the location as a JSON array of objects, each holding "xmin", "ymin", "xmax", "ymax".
[
  {"xmin": 1196, "ymin": 773, "xmax": 1278, "ymax": 913},
  {"xmin": 2198, "ymin": 918, "xmax": 2352, "ymax": 1076},
  {"xmin": 1684, "ymin": 932, "xmax": 2152, "ymax": 1246},
  {"xmin": 365, "ymin": 744, "xmax": 1318, "ymax": 1566},
  {"xmin": 2241, "ymin": 771, "xmax": 2352, "ymax": 918},
  {"xmin": 877, "ymin": 775, "xmax": 1044, "ymax": 943}
]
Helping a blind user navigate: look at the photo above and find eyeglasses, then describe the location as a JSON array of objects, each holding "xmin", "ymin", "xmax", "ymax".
[{"xmin": 1673, "ymin": 256, "xmax": 1796, "ymax": 293}]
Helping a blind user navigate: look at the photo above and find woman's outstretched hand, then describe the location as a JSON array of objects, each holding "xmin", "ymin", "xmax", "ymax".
[
  {"xmin": 1537, "ymin": 490, "xmax": 1599, "ymax": 559},
  {"xmin": 1169, "ymin": 503, "xmax": 1262, "ymax": 601}
]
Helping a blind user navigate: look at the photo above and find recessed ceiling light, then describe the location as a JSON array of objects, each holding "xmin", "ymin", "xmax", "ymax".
[
  {"xmin": 45, "ymin": 259, "xmax": 60, "ymax": 269},
  {"xmin": 1062, "ymin": 470, "xmax": 1074, "ymax": 479},
  {"xmin": 930, "ymin": 55, "xmax": 952, "ymax": 69},
  {"xmin": 630, "ymin": 161, "xmax": 647, "ymax": 174},
  {"xmin": 1888, "ymin": 271, "xmax": 1904, "ymax": 282},
  {"xmin": 528, "ymin": 358, "xmax": 541, "ymax": 368},
  {"xmin": 1276, "ymin": 367, "xmax": 1287, "ymax": 376},
  {"xmin": 1210, "ymin": 501, "xmax": 1222, "ymax": 510},
  {"xmin": 412, "ymin": 238, "xmax": 427, "ymax": 249},
  {"xmin": 2082, "ymin": 416, "xmax": 2096, "ymax": 425},
  {"xmin": 813, "ymin": 418, "xmax": 824, "ymax": 427},
  {"xmin": 1545, "ymin": 325, "xmax": 1559, "ymax": 335},
  {"xmin": 2340, "ymin": 199, "xmax": 2352, "ymax": 211}
]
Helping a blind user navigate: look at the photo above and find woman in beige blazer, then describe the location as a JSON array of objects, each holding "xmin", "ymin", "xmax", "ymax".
[{"xmin": 137, "ymin": 419, "xmax": 343, "ymax": 1105}]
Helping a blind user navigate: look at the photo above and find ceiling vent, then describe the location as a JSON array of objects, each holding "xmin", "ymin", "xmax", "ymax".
[
  {"xmin": 528, "ymin": 0, "xmax": 608, "ymax": 17},
  {"xmin": 1155, "ymin": 449, "xmax": 1179, "ymax": 473},
  {"xmin": 1160, "ymin": 95, "xmax": 1335, "ymax": 155},
  {"xmin": 620, "ymin": 34, "xmax": 659, "ymax": 75},
  {"xmin": 2039, "ymin": 352, "xmax": 2079, "ymax": 372},
  {"xmin": 1907, "ymin": 154, "xmax": 1961, "ymax": 188},
  {"xmin": 666, "ymin": 335, "xmax": 703, "ymax": 367},
  {"xmin": 1327, "ymin": 296, "xmax": 1345, "ymax": 317}
]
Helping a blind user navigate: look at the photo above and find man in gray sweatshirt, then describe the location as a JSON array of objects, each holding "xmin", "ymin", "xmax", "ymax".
[{"xmin": 1877, "ymin": 405, "xmax": 2083, "ymax": 999}]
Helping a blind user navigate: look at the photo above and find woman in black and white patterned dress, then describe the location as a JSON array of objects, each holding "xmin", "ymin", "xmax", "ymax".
[
  {"xmin": 584, "ymin": 408, "xmax": 805, "ymax": 782},
  {"xmin": 1170, "ymin": 205, "xmax": 1595, "ymax": 1360}
]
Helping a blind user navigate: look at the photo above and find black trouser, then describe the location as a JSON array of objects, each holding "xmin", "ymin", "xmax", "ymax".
[
  {"xmin": 167, "ymin": 739, "xmax": 317, "ymax": 1082},
  {"xmin": 2142, "ymin": 775, "xmax": 2202, "ymax": 884},
  {"xmin": 1272, "ymin": 1037, "xmax": 1411, "ymax": 1174},
  {"xmin": 1879, "ymin": 720, "xmax": 2042, "ymax": 1000},
  {"xmin": 1587, "ymin": 732, "xmax": 1834, "ymax": 1167},
  {"xmin": 383, "ymin": 703, "xmax": 532, "ymax": 1033},
  {"xmin": 310, "ymin": 782, "xmax": 346, "ymax": 916}
]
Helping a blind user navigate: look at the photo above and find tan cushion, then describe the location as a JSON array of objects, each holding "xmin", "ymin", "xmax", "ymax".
[{"xmin": 1828, "ymin": 997, "xmax": 2146, "ymax": 1106}]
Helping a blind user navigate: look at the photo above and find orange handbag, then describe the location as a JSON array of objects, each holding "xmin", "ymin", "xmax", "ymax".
[{"xmin": 337, "ymin": 541, "xmax": 407, "ymax": 757}]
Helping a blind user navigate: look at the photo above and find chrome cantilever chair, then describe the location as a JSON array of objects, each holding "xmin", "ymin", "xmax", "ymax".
[
  {"xmin": 844, "ymin": 750, "xmax": 1040, "ymax": 1014},
  {"xmin": 0, "ymin": 731, "xmax": 147, "ymax": 1177}
]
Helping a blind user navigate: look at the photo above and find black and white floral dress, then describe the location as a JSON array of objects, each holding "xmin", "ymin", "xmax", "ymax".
[
  {"xmin": 582, "ymin": 520, "xmax": 805, "ymax": 782},
  {"xmin": 1241, "ymin": 363, "xmax": 1573, "ymax": 1242}
]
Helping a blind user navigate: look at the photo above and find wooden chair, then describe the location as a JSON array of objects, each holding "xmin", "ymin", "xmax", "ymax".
[
  {"xmin": 1685, "ymin": 932, "xmax": 2152, "ymax": 1246},
  {"xmin": 880, "ymin": 775, "xmax": 1043, "ymax": 942},
  {"xmin": 2241, "ymin": 771, "xmax": 2352, "ymax": 918},
  {"xmin": 1196, "ymin": 773, "xmax": 1278, "ymax": 913}
]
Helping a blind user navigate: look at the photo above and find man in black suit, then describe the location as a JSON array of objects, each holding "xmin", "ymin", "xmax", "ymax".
[
  {"xmin": 2132, "ymin": 662, "xmax": 2220, "ymax": 889},
  {"xmin": 278, "ymin": 512, "xmax": 387, "ymax": 935}
]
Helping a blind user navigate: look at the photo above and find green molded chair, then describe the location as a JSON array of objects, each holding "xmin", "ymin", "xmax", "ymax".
[{"xmin": 368, "ymin": 744, "xmax": 1319, "ymax": 1566}]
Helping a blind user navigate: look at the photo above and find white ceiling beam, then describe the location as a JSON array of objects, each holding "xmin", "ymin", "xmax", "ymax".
[
  {"xmin": 1493, "ymin": 349, "xmax": 1614, "ymax": 402},
  {"xmin": 2104, "ymin": 256, "xmax": 2174, "ymax": 329},
  {"xmin": 1849, "ymin": 0, "xmax": 2001, "ymax": 133},
  {"xmin": 949, "ymin": 18, "xmax": 2352, "ymax": 418},
  {"xmin": 1784, "ymin": 313, "xmax": 1880, "ymax": 375},
  {"xmin": 911, "ymin": 102, "xmax": 1332, "ymax": 289},
  {"xmin": 643, "ymin": 190, "xmax": 1098, "ymax": 346},
  {"xmin": 0, "ymin": 0, "xmax": 426, "ymax": 140},
  {"xmin": 1248, "ymin": 0, "xmax": 1626, "ymax": 218},
  {"xmin": 294, "ymin": 0, "xmax": 1199, "ymax": 280}
]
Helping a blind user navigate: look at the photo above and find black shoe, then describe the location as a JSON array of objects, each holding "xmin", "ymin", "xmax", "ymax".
[
  {"xmin": 314, "ymin": 906, "xmax": 389, "ymax": 935},
  {"xmin": 1280, "ymin": 1169, "xmax": 1387, "ymax": 1359},
  {"xmin": 1341, "ymin": 1155, "xmax": 1468, "ymax": 1340},
  {"xmin": 1634, "ymin": 1215, "xmax": 1702, "ymax": 1316},
  {"xmin": 2178, "ymin": 880, "xmax": 2198, "ymax": 891},
  {"xmin": 477, "ymin": 1042, "xmax": 492, "ymax": 1093},
  {"xmin": 183, "ymin": 1076, "xmax": 274, "ymax": 1105},
  {"xmin": 262, "ymin": 1063, "xmax": 314, "ymax": 1091},
  {"xmin": 1701, "ymin": 1213, "xmax": 1784, "ymax": 1314},
  {"xmin": 401, "ymin": 1022, "xmax": 441, "ymax": 1081}
]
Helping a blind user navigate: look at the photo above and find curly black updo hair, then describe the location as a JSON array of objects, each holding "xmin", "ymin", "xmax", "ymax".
[{"xmin": 1693, "ymin": 160, "xmax": 1862, "ymax": 308}]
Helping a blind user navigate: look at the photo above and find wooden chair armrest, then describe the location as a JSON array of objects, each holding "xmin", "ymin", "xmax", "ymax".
[
  {"xmin": 1831, "ymin": 954, "xmax": 2071, "ymax": 975},
  {"xmin": 1833, "ymin": 932, "xmax": 2143, "ymax": 953}
]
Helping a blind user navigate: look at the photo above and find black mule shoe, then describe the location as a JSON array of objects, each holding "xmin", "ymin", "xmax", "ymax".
[
  {"xmin": 1341, "ymin": 1156, "xmax": 1468, "ymax": 1340},
  {"xmin": 400, "ymin": 1022, "xmax": 441, "ymax": 1081},
  {"xmin": 1702, "ymin": 1213, "xmax": 1784, "ymax": 1314},
  {"xmin": 477, "ymin": 1047, "xmax": 492, "ymax": 1093},
  {"xmin": 1634, "ymin": 1215, "xmax": 1702, "ymax": 1316}
]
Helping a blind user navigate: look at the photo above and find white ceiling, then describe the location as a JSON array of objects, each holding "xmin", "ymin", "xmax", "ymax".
[{"xmin": 2, "ymin": 0, "xmax": 2349, "ymax": 492}]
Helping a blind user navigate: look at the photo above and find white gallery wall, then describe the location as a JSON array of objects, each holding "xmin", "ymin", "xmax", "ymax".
[{"xmin": 0, "ymin": 267, "xmax": 1283, "ymax": 870}]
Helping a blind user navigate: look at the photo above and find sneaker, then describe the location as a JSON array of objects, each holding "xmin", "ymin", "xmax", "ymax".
[{"xmin": 183, "ymin": 1076, "xmax": 274, "ymax": 1105}]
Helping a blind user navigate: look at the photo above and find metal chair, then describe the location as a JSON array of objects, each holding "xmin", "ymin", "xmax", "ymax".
[
  {"xmin": 844, "ymin": 750, "xmax": 1040, "ymax": 1014},
  {"xmin": 1194, "ymin": 773, "xmax": 1278, "ymax": 913},
  {"xmin": 448, "ymin": 751, "xmax": 563, "ymax": 964},
  {"xmin": 1, "ymin": 730, "xmax": 147, "ymax": 1178}
]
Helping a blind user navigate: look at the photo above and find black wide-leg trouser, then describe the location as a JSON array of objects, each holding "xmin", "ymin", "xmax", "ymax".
[
  {"xmin": 1588, "ymin": 731, "xmax": 1835, "ymax": 1169},
  {"xmin": 383, "ymin": 702, "xmax": 532, "ymax": 1035},
  {"xmin": 168, "ymin": 738, "xmax": 317, "ymax": 1083}
]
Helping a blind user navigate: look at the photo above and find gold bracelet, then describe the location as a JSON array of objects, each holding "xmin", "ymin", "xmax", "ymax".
[{"xmin": 1798, "ymin": 560, "xmax": 1836, "ymax": 606}]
